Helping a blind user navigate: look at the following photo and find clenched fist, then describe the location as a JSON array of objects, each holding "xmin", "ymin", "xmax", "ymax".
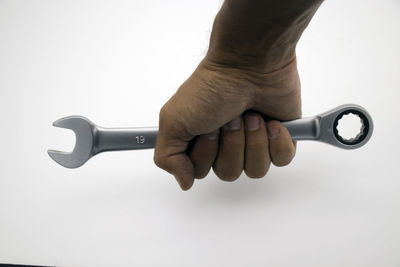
[{"xmin": 153, "ymin": 0, "xmax": 322, "ymax": 190}]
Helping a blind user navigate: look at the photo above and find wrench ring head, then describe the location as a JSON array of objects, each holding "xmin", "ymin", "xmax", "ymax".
[
  {"xmin": 319, "ymin": 104, "xmax": 373, "ymax": 149},
  {"xmin": 333, "ymin": 109, "xmax": 370, "ymax": 146}
]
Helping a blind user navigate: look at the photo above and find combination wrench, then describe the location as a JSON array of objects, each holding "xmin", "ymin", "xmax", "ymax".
[{"xmin": 48, "ymin": 104, "xmax": 373, "ymax": 168}]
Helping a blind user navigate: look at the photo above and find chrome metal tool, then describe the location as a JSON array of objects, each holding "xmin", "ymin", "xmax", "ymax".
[{"xmin": 48, "ymin": 104, "xmax": 373, "ymax": 168}]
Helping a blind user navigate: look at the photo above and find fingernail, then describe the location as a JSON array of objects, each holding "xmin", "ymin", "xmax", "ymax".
[
  {"xmin": 206, "ymin": 130, "xmax": 219, "ymax": 140},
  {"xmin": 227, "ymin": 117, "xmax": 241, "ymax": 130},
  {"xmin": 267, "ymin": 123, "xmax": 280, "ymax": 139},
  {"xmin": 245, "ymin": 114, "xmax": 260, "ymax": 131}
]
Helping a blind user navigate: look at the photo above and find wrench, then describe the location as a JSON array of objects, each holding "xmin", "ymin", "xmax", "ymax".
[{"xmin": 48, "ymin": 104, "xmax": 373, "ymax": 168}]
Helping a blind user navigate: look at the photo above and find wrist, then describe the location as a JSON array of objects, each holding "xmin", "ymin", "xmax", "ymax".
[
  {"xmin": 205, "ymin": 44, "xmax": 296, "ymax": 74},
  {"xmin": 206, "ymin": 0, "xmax": 323, "ymax": 73}
]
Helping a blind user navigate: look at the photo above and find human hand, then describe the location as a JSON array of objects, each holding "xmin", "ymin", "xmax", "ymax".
[
  {"xmin": 153, "ymin": 0, "xmax": 322, "ymax": 190},
  {"xmin": 154, "ymin": 57, "xmax": 301, "ymax": 190}
]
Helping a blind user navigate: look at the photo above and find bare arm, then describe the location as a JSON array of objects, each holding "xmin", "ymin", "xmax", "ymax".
[{"xmin": 207, "ymin": 0, "xmax": 323, "ymax": 72}]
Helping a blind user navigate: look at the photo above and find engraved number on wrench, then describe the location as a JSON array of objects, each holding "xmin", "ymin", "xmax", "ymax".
[{"xmin": 135, "ymin": 135, "xmax": 146, "ymax": 144}]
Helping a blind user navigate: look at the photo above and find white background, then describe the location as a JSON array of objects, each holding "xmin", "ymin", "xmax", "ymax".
[{"xmin": 1, "ymin": 0, "xmax": 399, "ymax": 266}]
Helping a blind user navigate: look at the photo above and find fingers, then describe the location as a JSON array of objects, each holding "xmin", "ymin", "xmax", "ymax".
[
  {"xmin": 154, "ymin": 100, "xmax": 296, "ymax": 191},
  {"xmin": 188, "ymin": 117, "xmax": 296, "ymax": 184},
  {"xmin": 189, "ymin": 129, "xmax": 220, "ymax": 179},
  {"xmin": 243, "ymin": 112, "xmax": 271, "ymax": 178},
  {"xmin": 213, "ymin": 117, "xmax": 245, "ymax": 181},
  {"xmin": 266, "ymin": 120, "xmax": 296, "ymax": 167}
]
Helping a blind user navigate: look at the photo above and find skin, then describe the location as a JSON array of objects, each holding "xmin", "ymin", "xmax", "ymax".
[{"xmin": 154, "ymin": 0, "xmax": 324, "ymax": 190}]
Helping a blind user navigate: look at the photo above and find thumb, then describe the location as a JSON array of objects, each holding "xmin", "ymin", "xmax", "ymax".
[
  {"xmin": 154, "ymin": 148, "xmax": 195, "ymax": 190},
  {"xmin": 153, "ymin": 114, "xmax": 195, "ymax": 191}
]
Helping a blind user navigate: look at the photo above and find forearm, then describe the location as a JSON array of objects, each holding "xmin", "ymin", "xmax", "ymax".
[{"xmin": 206, "ymin": 0, "xmax": 324, "ymax": 72}]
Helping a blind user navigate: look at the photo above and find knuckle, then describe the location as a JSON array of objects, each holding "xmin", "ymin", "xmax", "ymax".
[
  {"xmin": 159, "ymin": 105, "xmax": 169, "ymax": 122},
  {"xmin": 159, "ymin": 101, "xmax": 175, "ymax": 124}
]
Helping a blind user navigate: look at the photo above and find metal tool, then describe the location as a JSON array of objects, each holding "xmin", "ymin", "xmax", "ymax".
[{"xmin": 48, "ymin": 104, "xmax": 373, "ymax": 168}]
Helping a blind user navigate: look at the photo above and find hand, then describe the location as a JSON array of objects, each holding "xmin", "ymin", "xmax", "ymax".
[
  {"xmin": 153, "ymin": 0, "xmax": 322, "ymax": 190},
  {"xmin": 154, "ymin": 57, "xmax": 301, "ymax": 190}
]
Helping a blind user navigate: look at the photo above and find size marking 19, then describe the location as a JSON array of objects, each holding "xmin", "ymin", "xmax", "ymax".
[{"xmin": 135, "ymin": 135, "xmax": 146, "ymax": 144}]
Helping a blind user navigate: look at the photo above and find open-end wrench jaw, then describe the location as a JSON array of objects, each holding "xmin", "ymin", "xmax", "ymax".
[
  {"xmin": 48, "ymin": 116, "xmax": 159, "ymax": 168},
  {"xmin": 48, "ymin": 116, "xmax": 96, "ymax": 168}
]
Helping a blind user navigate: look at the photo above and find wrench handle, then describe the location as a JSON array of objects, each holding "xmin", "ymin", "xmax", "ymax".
[
  {"xmin": 93, "ymin": 117, "xmax": 321, "ymax": 153},
  {"xmin": 94, "ymin": 127, "xmax": 158, "ymax": 154},
  {"xmin": 281, "ymin": 117, "xmax": 320, "ymax": 141}
]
